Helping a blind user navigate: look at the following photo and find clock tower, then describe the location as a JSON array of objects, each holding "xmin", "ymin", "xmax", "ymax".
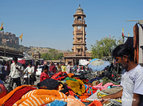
[
  {"xmin": 72, "ymin": 5, "xmax": 87, "ymax": 56},
  {"xmin": 64, "ymin": 5, "xmax": 91, "ymax": 65}
]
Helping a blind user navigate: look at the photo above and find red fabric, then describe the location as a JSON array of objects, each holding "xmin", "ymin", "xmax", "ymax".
[
  {"xmin": 112, "ymin": 74, "xmax": 114, "ymax": 77},
  {"xmin": 40, "ymin": 72, "xmax": 50, "ymax": 82},
  {"xmin": 18, "ymin": 60, "xmax": 26, "ymax": 64},
  {"xmin": 49, "ymin": 65, "xmax": 57, "ymax": 73},
  {"xmin": 0, "ymin": 84, "xmax": 7, "ymax": 99},
  {"xmin": 51, "ymin": 72, "xmax": 68, "ymax": 80},
  {"xmin": 4, "ymin": 86, "xmax": 36, "ymax": 106}
]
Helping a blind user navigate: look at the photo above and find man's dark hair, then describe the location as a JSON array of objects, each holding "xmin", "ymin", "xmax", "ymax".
[
  {"xmin": 112, "ymin": 44, "xmax": 134, "ymax": 61},
  {"xmin": 43, "ymin": 65, "xmax": 49, "ymax": 71},
  {"xmin": 29, "ymin": 62, "xmax": 32, "ymax": 66},
  {"xmin": 13, "ymin": 57, "xmax": 18, "ymax": 62}
]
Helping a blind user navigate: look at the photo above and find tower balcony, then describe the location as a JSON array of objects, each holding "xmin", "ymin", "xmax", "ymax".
[
  {"xmin": 64, "ymin": 52, "xmax": 76, "ymax": 57},
  {"xmin": 73, "ymin": 41, "xmax": 86, "ymax": 45},
  {"xmin": 76, "ymin": 53, "xmax": 82, "ymax": 56},
  {"xmin": 73, "ymin": 30, "xmax": 86, "ymax": 35},
  {"xmin": 75, "ymin": 35, "xmax": 83, "ymax": 38},
  {"xmin": 72, "ymin": 20, "xmax": 87, "ymax": 27}
]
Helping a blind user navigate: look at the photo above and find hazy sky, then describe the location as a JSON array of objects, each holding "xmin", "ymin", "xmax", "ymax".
[{"xmin": 0, "ymin": 0, "xmax": 143, "ymax": 50}]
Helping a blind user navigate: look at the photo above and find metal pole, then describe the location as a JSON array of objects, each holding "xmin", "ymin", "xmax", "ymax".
[{"xmin": 4, "ymin": 43, "xmax": 6, "ymax": 56}]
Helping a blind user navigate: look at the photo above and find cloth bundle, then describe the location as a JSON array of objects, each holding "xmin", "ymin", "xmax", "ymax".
[
  {"xmin": 0, "ymin": 85, "xmax": 36, "ymax": 106},
  {"xmin": 66, "ymin": 79, "xmax": 85, "ymax": 95},
  {"xmin": 101, "ymin": 86, "xmax": 123, "ymax": 95},
  {"xmin": 51, "ymin": 72, "xmax": 68, "ymax": 80},
  {"xmin": 13, "ymin": 89, "xmax": 67, "ymax": 106},
  {"xmin": 37, "ymin": 79, "xmax": 61, "ymax": 90}
]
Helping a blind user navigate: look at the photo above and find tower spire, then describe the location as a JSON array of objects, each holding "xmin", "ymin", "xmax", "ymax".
[{"xmin": 79, "ymin": 4, "xmax": 80, "ymax": 8}]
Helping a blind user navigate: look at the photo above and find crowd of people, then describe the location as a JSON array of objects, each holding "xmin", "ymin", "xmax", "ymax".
[
  {"xmin": 0, "ymin": 44, "xmax": 143, "ymax": 106},
  {"xmin": 0, "ymin": 57, "xmax": 91, "ymax": 91}
]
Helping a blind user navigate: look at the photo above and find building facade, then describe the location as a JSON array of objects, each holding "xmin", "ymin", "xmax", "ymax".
[
  {"xmin": 64, "ymin": 5, "xmax": 91, "ymax": 65},
  {"xmin": 0, "ymin": 31, "xmax": 19, "ymax": 48}
]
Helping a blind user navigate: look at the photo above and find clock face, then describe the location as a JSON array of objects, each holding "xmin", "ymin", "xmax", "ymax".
[{"xmin": 77, "ymin": 26, "xmax": 81, "ymax": 30}]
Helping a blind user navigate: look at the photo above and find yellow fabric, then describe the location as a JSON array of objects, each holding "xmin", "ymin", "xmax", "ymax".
[
  {"xmin": 115, "ymin": 99, "xmax": 122, "ymax": 103},
  {"xmin": 97, "ymin": 92, "xmax": 106, "ymax": 98},
  {"xmin": 13, "ymin": 89, "xmax": 67, "ymax": 106},
  {"xmin": 66, "ymin": 79, "xmax": 85, "ymax": 95}
]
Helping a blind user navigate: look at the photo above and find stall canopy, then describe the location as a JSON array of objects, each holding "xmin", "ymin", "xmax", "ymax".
[
  {"xmin": 79, "ymin": 59, "xmax": 89, "ymax": 66},
  {"xmin": 88, "ymin": 58, "xmax": 110, "ymax": 71}
]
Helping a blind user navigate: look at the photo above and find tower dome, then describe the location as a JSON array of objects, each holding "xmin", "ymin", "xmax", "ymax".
[{"xmin": 74, "ymin": 5, "xmax": 86, "ymax": 17}]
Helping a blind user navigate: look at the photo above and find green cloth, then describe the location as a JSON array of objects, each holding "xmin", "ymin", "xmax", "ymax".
[
  {"xmin": 64, "ymin": 77, "xmax": 77, "ymax": 81},
  {"xmin": 101, "ymin": 77, "xmax": 119, "ymax": 85}
]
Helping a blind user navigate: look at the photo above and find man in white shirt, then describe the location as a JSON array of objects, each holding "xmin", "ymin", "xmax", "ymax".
[
  {"xmin": 102, "ymin": 44, "xmax": 143, "ymax": 106},
  {"xmin": 9, "ymin": 57, "xmax": 22, "ymax": 88},
  {"xmin": 23, "ymin": 62, "xmax": 34, "ymax": 85},
  {"xmin": 66, "ymin": 62, "xmax": 72, "ymax": 74}
]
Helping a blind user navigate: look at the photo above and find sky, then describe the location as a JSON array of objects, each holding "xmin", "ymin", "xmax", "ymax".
[{"xmin": 0, "ymin": 0, "xmax": 143, "ymax": 51}]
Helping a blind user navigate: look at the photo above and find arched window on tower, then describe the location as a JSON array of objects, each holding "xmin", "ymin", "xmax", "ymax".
[{"xmin": 77, "ymin": 16, "xmax": 82, "ymax": 21}]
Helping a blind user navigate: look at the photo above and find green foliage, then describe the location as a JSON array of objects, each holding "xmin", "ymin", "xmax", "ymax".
[
  {"xmin": 41, "ymin": 49, "xmax": 63, "ymax": 60},
  {"xmin": 91, "ymin": 37, "xmax": 121, "ymax": 59}
]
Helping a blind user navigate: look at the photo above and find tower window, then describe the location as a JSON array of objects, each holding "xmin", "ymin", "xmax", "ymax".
[
  {"xmin": 77, "ymin": 16, "xmax": 81, "ymax": 20},
  {"xmin": 77, "ymin": 49, "xmax": 80, "ymax": 53},
  {"xmin": 77, "ymin": 38, "xmax": 80, "ymax": 41}
]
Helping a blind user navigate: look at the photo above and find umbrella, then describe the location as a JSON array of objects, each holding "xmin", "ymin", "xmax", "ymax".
[
  {"xmin": 79, "ymin": 59, "xmax": 89, "ymax": 66},
  {"xmin": 88, "ymin": 58, "xmax": 110, "ymax": 71}
]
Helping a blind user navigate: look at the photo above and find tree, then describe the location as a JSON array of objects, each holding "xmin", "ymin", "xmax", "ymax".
[
  {"xmin": 91, "ymin": 37, "xmax": 121, "ymax": 59},
  {"xmin": 41, "ymin": 49, "xmax": 63, "ymax": 60}
]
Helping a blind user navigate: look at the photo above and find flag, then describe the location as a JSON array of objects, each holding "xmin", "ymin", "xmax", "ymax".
[
  {"xmin": 19, "ymin": 33, "xmax": 23, "ymax": 42},
  {"xmin": 122, "ymin": 28, "xmax": 124, "ymax": 39},
  {"xmin": 128, "ymin": 33, "xmax": 130, "ymax": 37},
  {"xmin": 0, "ymin": 23, "xmax": 4, "ymax": 31}
]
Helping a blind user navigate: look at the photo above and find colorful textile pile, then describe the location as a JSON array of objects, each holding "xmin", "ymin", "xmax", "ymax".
[
  {"xmin": 84, "ymin": 84, "xmax": 97, "ymax": 95},
  {"xmin": 13, "ymin": 89, "xmax": 67, "ymax": 106},
  {"xmin": 0, "ymin": 85, "xmax": 36, "ymax": 106}
]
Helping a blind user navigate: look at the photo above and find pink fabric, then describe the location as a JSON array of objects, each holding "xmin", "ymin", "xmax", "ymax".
[
  {"xmin": 40, "ymin": 72, "xmax": 50, "ymax": 82},
  {"xmin": 94, "ymin": 83, "xmax": 120, "ymax": 90}
]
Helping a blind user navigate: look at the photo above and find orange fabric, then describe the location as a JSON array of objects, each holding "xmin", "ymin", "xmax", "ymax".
[
  {"xmin": 79, "ymin": 93, "xmax": 90, "ymax": 102},
  {"xmin": 133, "ymin": 24, "xmax": 139, "ymax": 64},
  {"xmin": 88, "ymin": 100, "xmax": 102, "ymax": 106},
  {"xmin": 0, "ymin": 85, "xmax": 32, "ymax": 105},
  {"xmin": 68, "ymin": 73, "xmax": 74, "ymax": 78},
  {"xmin": 13, "ymin": 89, "xmax": 67, "ymax": 106},
  {"xmin": 65, "ymin": 95, "xmax": 85, "ymax": 106}
]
